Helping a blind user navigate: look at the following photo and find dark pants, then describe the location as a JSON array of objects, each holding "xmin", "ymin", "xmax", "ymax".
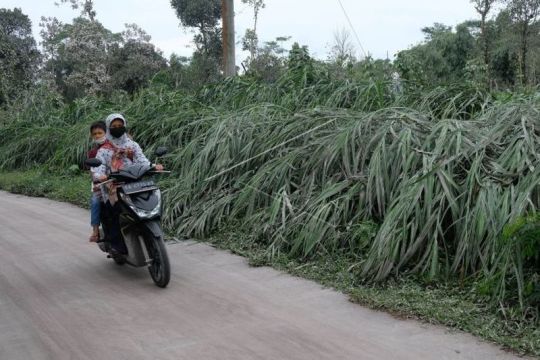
[
  {"xmin": 90, "ymin": 193, "xmax": 101, "ymax": 227},
  {"xmin": 101, "ymin": 202, "xmax": 127, "ymax": 254}
]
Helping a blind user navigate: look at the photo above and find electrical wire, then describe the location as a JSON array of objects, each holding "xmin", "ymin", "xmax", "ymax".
[{"xmin": 336, "ymin": 0, "xmax": 368, "ymax": 58}]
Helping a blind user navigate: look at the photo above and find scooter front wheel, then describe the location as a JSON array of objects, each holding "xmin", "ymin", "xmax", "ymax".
[{"xmin": 144, "ymin": 232, "xmax": 170, "ymax": 288}]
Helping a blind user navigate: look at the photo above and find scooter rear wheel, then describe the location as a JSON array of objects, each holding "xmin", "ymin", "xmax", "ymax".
[{"xmin": 113, "ymin": 256, "xmax": 126, "ymax": 265}]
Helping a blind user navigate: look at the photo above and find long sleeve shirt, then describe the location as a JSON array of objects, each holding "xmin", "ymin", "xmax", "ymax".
[{"xmin": 91, "ymin": 139, "xmax": 151, "ymax": 180}]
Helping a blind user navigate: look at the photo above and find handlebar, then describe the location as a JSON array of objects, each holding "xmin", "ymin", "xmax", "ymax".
[
  {"xmin": 94, "ymin": 179, "xmax": 115, "ymax": 187},
  {"xmin": 94, "ymin": 170, "xmax": 171, "ymax": 186}
]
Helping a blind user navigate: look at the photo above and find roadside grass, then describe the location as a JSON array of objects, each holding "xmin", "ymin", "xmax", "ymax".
[
  {"xmin": 0, "ymin": 169, "xmax": 89, "ymax": 208},
  {"xmin": 1, "ymin": 169, "xmax": 538, "ymax": 357}
]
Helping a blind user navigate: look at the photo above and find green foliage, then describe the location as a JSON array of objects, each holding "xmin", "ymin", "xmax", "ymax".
[
  {"xmin": 153, "ymin": 54, "xmax": 222, "ymax": 92},
  {"xmin": 328, "ymin": 28, "xmax": 357, "ymax": 68},
  {"xmin": 240, "ymin": 0, "xmax": 266, "ymax": 66},
  {"xmin": 481, "ymin": 213, "xmax": 540, "ymax": 310},
  {"xmin": 170, "ymin": 0, "xmax": 222, "ymax": 65},
  {"xmin": 41, "ymin": 16, "xmax": 122, "ymax": 99},
  {"xmin": 0, "ymin": 169, "xmax": 89, "ymax": 207},
  {"xmin": 506, "ymin": 0, "xmax": 540, "ymax": 84},
  {"xmin": 168, "ymin": 0, "xmax": 223, "ymax": 86},
  {"xmin": 242, "ymin": 36, "xmax": 290, "ymax": 82},
  {"xmin": 39, "ymin": 14, "xmax": 165, "ymax": 101},
  {"xmin": 108, "ymin": 40, "xmax": 167, "ymax": 94},
  {"xmin": 57, "ymin": 0, "xmax": 97, "ymax": 21},
  {"xmin": 169, "ymin": 0, "xmax": 221, "ymax": 31},
  {"xmin": 3, "ymin": 71, "xmax": 538, "ymax": 322},
  {"xmin": 396, "ymin": 23, "xmax": 476, "ymax": 87},
  {"xmin": 0, "ymin": 8, "xmax": 40, "ymax": 108},
  {"xmin": 398, "ymin": 2, "xmax": 540, "ymax": 89}
]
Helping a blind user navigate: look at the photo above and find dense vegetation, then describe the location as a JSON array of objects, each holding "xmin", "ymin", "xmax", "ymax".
[
  {"xmin": 1, "ymin": 0, "xmax": 540, "ymax": 354},
  {"xmin": 2, "ymin": 65, "xmax": 539, "ymax": 320}
]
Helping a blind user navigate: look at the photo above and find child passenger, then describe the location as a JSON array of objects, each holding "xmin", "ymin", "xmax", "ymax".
[{"xmin": 87, "ymin": 121, "xmax": 110, "ymax": 242}]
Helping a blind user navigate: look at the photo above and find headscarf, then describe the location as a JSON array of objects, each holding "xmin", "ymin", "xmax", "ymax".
[
  {"xmin": 104, "ymin": 113, "xmax": 134, "ymax": 171},
  {"xmin": 105, "ymin": 113, "xmax": 129, "ymax": 147}
]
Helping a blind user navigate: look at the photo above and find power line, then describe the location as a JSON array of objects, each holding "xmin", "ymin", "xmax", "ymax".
[{"xmin": 336, "ymin": 0, "xmax": 368, "ymax": 58}]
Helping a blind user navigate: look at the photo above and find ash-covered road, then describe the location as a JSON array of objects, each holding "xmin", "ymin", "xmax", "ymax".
[{"xmin": 0, "ymin": 191, "xmax": 522, "ymax": 360}]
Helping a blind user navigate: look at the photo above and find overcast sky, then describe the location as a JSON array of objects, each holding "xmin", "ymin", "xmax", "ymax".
[{"xmin": 2, "ymin": 0, "xmax": 480, "ymax": 61}]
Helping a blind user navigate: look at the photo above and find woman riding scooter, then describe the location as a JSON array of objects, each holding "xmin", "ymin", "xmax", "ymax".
[{"xmin": 91, "ymin": 113, "xmax": 163, "ymax": 254}]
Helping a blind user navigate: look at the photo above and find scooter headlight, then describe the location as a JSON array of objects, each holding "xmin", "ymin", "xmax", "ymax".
[{"xmin": 120, "ymin": 190, "xmax": 162, "ymax": 219}]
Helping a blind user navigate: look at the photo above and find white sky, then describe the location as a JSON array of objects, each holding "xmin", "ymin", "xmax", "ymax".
[{"xmin": 2, "ymin": 0, "xmax": 479, "ymax": 61}]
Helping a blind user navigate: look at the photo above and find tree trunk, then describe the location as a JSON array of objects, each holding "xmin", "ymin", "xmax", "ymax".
[
  {"xmin": 474, "ymin": 1, "xmax": 493, "ymax": 87},
  {"xmin": 254, "ymin": 9, "xmax": 258, "ymax": 34},
  {"xmin": 481, "ymin": 13, "xmax": 489, "ymax": 67},
  {"xmin": 222, "ymin": 0, "xmax": 236, "ymax": 77},
  {"xmin": 480, "ymin": 11, "xmax": 491, "ymax": 87},
  {"xmin": 520, "ymin": 23, "xmax": 529, "ymax": 85},
  {"xmin": 251, "ymin": 8, "xmax": 259, "ymax": 59},
  {"xmin": 199, "ymin": 22, "xmax": 208, "ymax": 55}
]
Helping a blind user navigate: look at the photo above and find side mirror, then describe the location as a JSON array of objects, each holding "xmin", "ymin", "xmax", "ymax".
[
  {"xmin": 155, "ymin": 146, "xmax": 168, "ymax": 157},
  {"xmin": 85, "ymin": 158, "xmax": 102, "ymax": 168}
]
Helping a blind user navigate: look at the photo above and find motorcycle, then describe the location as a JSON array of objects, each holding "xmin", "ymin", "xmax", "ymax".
[{"xmin": 85, "ymin": 147, "xmax": 171, "ymax": 288}]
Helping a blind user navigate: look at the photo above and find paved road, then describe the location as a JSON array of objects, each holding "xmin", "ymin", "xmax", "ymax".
[{"xmin": 0, "ymin": 191, "xmax": 525, "ymax": 360}]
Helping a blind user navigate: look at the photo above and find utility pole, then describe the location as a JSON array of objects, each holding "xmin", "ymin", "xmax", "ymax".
[{"xmin": 222, "ymin": 0, "xmax": 236, "ymax": 77}]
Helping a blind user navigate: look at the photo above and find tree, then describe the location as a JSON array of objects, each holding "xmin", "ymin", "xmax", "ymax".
[
  {"xmin": 471, "ymin": 0, "xmax": 498, "ymax": 74},
  {"xmin": 329, "ymin": 28, "xmax": 357, "ymax": 67},
  {"xmin": 109, "ymin": 26, "xmax": 167, "ymax": 94},
  {"xmin": 40, "ymin": 16, "xmax": 121, "ymax": 100},
  {"xmin": 56, "ymin": 0, "xmax": 96, "ymax": 22},
  {"xmin": 489, "ymin": 9, "xmax": 520, "ymax": 87},
  {"xmin": 244, "ymin": 36, "xmax": 289, "ymax": 82},
  {"xmin": 505, "ymin": 0, "xmax": 540, "ymax": 84},
  {"xmin": 41, "ymin": 1, "xmax": 116, "ymax": 99},
  {"xmin": 396, "ymin": 23, "xmax": 476, "ymax": 86},
  {"xmin": 40, "ymin": 14, "xmax": 165, "ymax": 100},
  {"xmin": 395, "ymin": 4, "xmax": 540, "ymax": 89},
  {"xmin": 241, "ymin": 0, "xmax": 265, "ymax": 61},
  {"xmin": 170, "ymin": 0, "xmax": 221, "ymax": 55},
  {"xmin": 0, "ymin": 8, "xmax": 40, "ymax": 107},
  {"xmin": 287, "ymin": 43, "xmax": 316, "ymax": 86},
  {"xmin": 170, "ymin": 0, "xmax": 223, "ymax": 83},
  {"xmin": 421, "ymin": 23, "xmax": 453, "ymax": 40},
  {"xmin": 152, "ymin": 54, "xmax": 190, "ymax": 89}
]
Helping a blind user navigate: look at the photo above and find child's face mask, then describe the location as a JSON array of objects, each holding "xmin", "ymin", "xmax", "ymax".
[
  {"xmin": 93, "ymin": 136, "xmax": 106, "ymax": 145},
  {"xmin": 92, "ymin": 128, "xmax": 106, "ymax": 144}
]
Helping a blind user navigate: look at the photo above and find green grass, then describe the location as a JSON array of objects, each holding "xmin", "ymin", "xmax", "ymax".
[
  {"xmin": 0, "ymin": 169, "xmax": 89, "ymax": 208},
  {"xmin": 0, "ymin": 169, "xmax": 538, "ymax": 356}
]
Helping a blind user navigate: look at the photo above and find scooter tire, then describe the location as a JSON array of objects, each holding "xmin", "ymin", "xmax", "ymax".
[
  {"xmin": 113, "ymin": 256, "xmax": 126, "ymax": 266},
  {"xmin": 145, "ymin": 233, "xmax": 170, "ymax": 288}
]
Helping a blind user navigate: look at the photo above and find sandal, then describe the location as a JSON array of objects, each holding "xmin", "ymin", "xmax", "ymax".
[{"xmin": 89, "ymin": 234, "xmax": 99, "ymax": 243}]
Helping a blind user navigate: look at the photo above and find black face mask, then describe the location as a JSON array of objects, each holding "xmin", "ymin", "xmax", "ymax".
[{"xmin": 110, "ymin": 126, "xmax": 126, "ymax": 138}]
